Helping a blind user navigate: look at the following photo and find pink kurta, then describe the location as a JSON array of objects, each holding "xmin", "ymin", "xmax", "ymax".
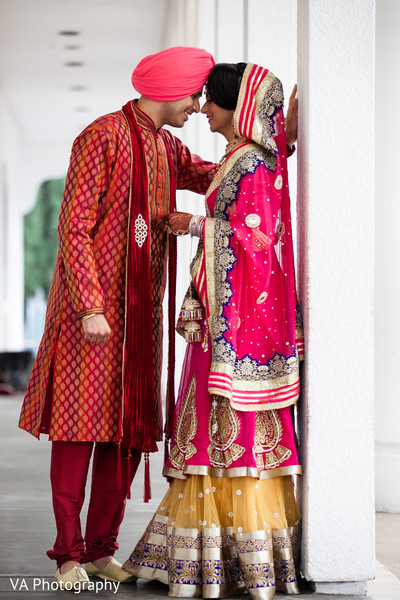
[
  {"xmin": 165, "ymin": 140, "xmax": 302, "ymax": 481},
  {"xmin": 19, "ymin": 103, "xmax": 216, "ymax": 443}
]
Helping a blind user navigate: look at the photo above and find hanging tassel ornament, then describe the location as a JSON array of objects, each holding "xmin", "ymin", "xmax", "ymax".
[
  {"xmin": 181, "ymin": 288, "xmax": 203, "ymax": 343},
  {"xmin": 181, "ymin": 295, "xmax": 202, "ymax": 321},
  {"xmin": 183, "ymin": 320, "xmax": 202, "ymax": 343},
  {"xmin": 180, "ymin": 214, "xmax": 205, "ymax": 343}
]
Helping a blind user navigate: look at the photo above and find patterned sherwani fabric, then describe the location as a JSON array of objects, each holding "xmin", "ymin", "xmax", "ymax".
[{"xmin": 19, "ymin": 102, "xmax": 216, "ymax": 443}]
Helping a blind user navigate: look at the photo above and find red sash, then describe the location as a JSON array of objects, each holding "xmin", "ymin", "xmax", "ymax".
[{"xmin": 119, "ymin": 101, "xmax": 177, "ymax": 461}]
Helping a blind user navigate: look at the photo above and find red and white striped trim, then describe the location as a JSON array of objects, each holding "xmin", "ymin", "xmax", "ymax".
[
  {"xmin": 296, "ymin": 338, "xmax": 304, "ymax": 357},
  {"xmin": 208, "ymin": 371, "xmax": 300, "ymax": 407}
]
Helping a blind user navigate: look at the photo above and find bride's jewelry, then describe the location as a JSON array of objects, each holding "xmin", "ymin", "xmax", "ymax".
[
  {"xmin": 180, "ymin": 220, "xmax": 204, "ymax": 343},
  {"xmin": 181, "ymin": 289, "xmax": 202, "ymax": 343},
  {"xmin": 218, "ymin": 136, "xmax": 247, "ymax": 167},
  {"xmin": 189, "ymin": 215, "xmax": 205, "ymax": 238}
]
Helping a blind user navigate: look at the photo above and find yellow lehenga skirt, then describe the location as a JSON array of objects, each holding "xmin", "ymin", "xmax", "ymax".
[
  {"xmin": 123, "ymin": 473, "xmax": 300, "ymax": 599},
  {"xmin": 124, "ymin": 333, "xmax": 302, "ymax": 598}
]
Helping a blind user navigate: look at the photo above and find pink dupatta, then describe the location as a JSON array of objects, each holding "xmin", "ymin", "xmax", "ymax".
[{"xmin": 191, "ymin": 64, "xmax": 303, "ymax": 412}]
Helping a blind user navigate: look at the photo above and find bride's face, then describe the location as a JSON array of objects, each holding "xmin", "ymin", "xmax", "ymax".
[{"xmin": 201, "ymin": 95, "xmax": 235, "ymax": 141}]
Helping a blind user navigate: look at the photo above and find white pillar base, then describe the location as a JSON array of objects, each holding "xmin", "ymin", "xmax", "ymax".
[{"xmin": 313, "ymin": 580, "xmax": 368, "ymax": 596}]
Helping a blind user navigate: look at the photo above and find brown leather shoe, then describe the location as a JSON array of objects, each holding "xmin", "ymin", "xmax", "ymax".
[{"xmin": 85, "ymin": 557, "xmax": 137, "ymax": 583}]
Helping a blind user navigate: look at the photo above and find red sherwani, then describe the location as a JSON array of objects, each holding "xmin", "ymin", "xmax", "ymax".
[{"xmin": 19, "ymin": 102, "xmax": 216, "ymax": 444}]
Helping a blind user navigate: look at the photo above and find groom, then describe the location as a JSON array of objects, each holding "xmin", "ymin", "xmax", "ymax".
[{"xmin": 18, "ymin": 45, "xmax": 217, "ymax": 590}]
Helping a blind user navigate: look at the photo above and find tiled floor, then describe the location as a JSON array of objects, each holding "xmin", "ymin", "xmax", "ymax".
[
  {"xmin": 375, "ymin": 512, "xmax": 400, "ymax": 580},
  {"xmin": 1, "ymin": 394, "xmax": 399, "ymax": 599}
]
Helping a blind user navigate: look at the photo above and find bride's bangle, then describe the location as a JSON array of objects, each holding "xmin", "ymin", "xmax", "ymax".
[{"xmin": 189, "ymin": 215, "xmax": 205, "ymax": 238}]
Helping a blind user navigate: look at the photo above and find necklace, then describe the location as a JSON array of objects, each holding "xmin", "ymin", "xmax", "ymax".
[{"xmin": 218, "ymin": 136, "xmax": 248, "ymax": 166}]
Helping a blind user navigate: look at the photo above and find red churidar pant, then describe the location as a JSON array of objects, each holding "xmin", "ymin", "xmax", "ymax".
[{"xmin": 47, "ymin": 441, "xmax": 141, "ymax": 568}]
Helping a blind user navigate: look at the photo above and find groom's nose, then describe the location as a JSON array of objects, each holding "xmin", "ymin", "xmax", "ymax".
[{"xmin": 192, "ymin": 96, "xmax": 200, "ymax": 113}]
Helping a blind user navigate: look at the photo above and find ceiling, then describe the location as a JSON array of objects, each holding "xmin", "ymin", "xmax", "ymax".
[{"xmin": 0, "ymin": 0, "xmax": 169, "ymax": 144}]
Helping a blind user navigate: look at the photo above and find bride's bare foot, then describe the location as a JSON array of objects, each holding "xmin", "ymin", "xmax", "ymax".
[
  {"xmin": 92, "ymin": 556, "xmax": 112, "ymax": 569},
  {"xmin": 60, "ymin": 560, "xmax": 80, "ymax": 575}
]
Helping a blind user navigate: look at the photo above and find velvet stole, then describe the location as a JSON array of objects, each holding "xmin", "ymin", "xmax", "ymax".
[
  {"xmin": 120, "ymin": 101, "xmax": 177, "ymax": 500},
  {"xmin": 119, "ymin": 101, "xmax": 157, "ymax": 501}
]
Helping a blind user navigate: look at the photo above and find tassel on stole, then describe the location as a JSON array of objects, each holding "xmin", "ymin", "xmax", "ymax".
[{"xmin": 144, "ymin": 452, "xmax": 151, "ymax": 503}]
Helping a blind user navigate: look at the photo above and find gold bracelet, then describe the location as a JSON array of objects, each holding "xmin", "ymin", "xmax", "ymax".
[
  {"xmin": 171, "ymin": 227, "xmax": 189, "ymax": 236},
  {"xmin": 81, "ymin": 313, "xmax": 97, "ymax": 322}
]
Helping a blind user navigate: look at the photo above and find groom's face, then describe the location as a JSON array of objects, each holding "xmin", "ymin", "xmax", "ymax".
[{"xmin": 162, "ymin": 91, "xmax": 202, "ymax": 128}]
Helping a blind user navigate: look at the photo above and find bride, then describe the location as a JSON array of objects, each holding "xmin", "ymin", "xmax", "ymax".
[{"xmin": 124, "ymin": 61, "xmax": 303, "ymax": 600}]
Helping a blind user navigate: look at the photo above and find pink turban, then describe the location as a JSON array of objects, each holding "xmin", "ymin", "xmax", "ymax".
[{"xmin": 131, "ymin": 46, "xmax": 215, "ymax": 101}]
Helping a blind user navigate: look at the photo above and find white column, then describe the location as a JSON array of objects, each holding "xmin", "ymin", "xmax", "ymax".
[
  {"xmin": 164, "ymin": 0, "xmax": 187, "ymax": 48},
  {"xmin": 297, "ymin": 0, "xmax": 375, "ymax": 594},
  {"xmin": 374, "ymin": 0, "xmax": 400, "ymax": 514},
  {"xmin": 247, "ymin": 0, "xmax": 297, "ymax": 94},
  {"xmin": 215, "ymin": 0, "xmax": 245, "ymax": 61},
  {"xmin": 0, "ymin": 90, "xmax": 24, "ymax": 351},
  {"xmin": 246, "ymin": 0, "xmax": 297, "ymax": 249},
  {"xmin": 162, "ymin": 0, "xmax": 219, "ymax": 386},
  {"xmin": 214, "ymin": 0, "xmax": 245, "ymax": 159}
]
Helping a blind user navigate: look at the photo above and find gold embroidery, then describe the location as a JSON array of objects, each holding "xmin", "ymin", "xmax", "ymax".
[
  {"xmin": 202, "ymin": 533, "xmax": 234, "ymax": 549},
  {"xmin": 128, "ymin": 521, "xmax": 300, "ymax": 593},
  {"xmin": 295, "ymin": 306, "xmax": 304, "ymax": 350},
  {"xmin": 253, "ymin": 411, "xmax": 292, "ymax": 470},
  {"xmin": 240, "ymin": 562, "xmax": 275, "ymax": 589},
  {"xmin": 234, "ymin": 64, "xmax": 282, "ymax": 160},
  {"xmin": 235, "ymin": 538, "xmax": 273, "ymax": 553},
  {"xmin": 169, "ymin": 534, "xmax": 202, "ymax": 550},
  {"xmin": 164, "ymin": 463, "xmax": 302, "ymax": 480},
  {"xmin": 146, "ymin": 519, "xmax": 167, "ymax": 535},
  {"xmin": 208, "ymin": 396, "xmax": 245, "ymax": 467},
  {"xmin": 273, "ymin": 531, "xmax": 299, "ymax": 550},
  {"xmin": 233, "ymin": 353, "xmax": 299, "ymax": 383},
  {"xmin": 212, "ymin": 147, "xmax": 272, "ymax": 221},
  {"xmin": 257, "ymin": 71, "xmax": 283, "ymax": 159},
  {"xmin": 130, "ymin": 539, "xmax": 167, "ymax": 570},
  {"xmin": 273, "ymin": 557, "xmax": 297, "ymax": 583},
  {"xmin": 201, "ymin": 561, "xmax": 221, "ymax": 584},
  {"xmin": 168, "ymin": 559, "xmax": 202, "ymax": 585},
  {"xmin": 169, "ymin": 376, "xmax": 198, "ymax": 469},
  {"xmin": 209, "ymin": 219, "xmax": 235, "ymax": 344}
]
